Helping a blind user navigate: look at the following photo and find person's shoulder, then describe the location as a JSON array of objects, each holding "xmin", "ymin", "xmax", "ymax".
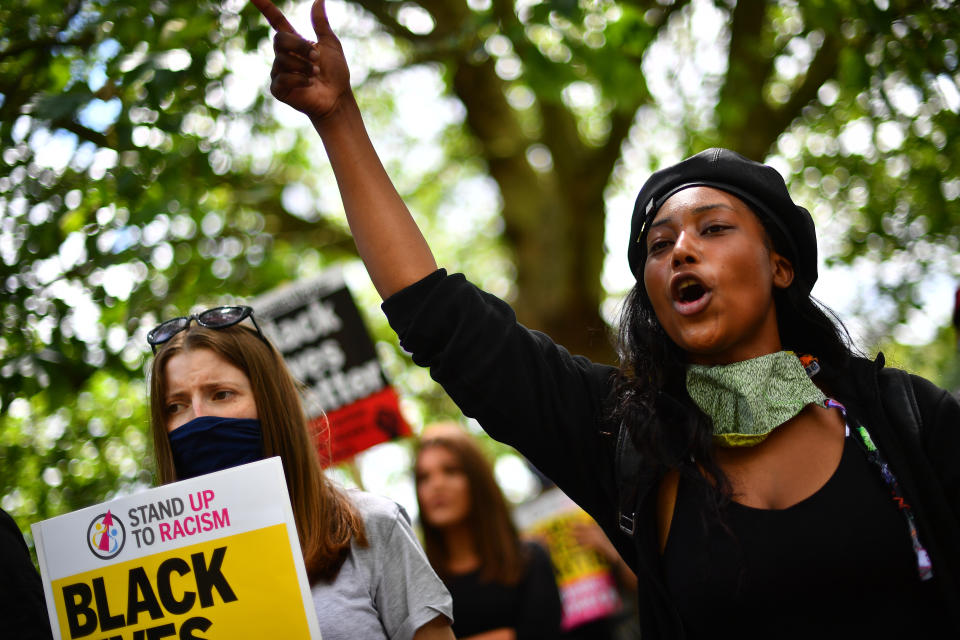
[
  {"xmin": 346, "ymin": 490, "xmax": 409, "ymax": 533},
  {"xmin": 520, "ymin": 539, "xmax": 561, "ymax": 590},
  {"xmin": 875, "ymin": 360, "xmax": 952, "ymax": 403},
  {"xmin": 831, "ymin": 354, "xmax": 910, "ymax": 398},
  {"xmin": 0, "ymin": 508, "xmax": 19, "ymax": 534},
  {"xmin": 0, "ymin": 509, "xmax": 28, "ymax": 550},
  {"xmin": 522, "ymin": 538, "xmax": 553, "ymax": 565}
]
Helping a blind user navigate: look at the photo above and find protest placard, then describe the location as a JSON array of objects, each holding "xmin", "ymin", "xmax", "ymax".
[
  {"xmin": 514, "ymin": 488, "xmax": 621, "ymax": 632},
  {"xmin": 31, "ymin": 457, "xmax": 321, "ymax": 640},
  {"xmin": 252, "ymin": 270, "xmax": 411, "ymax": 465}
]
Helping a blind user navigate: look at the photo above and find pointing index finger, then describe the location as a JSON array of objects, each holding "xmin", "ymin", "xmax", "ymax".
[{"xmin": 250, "ymin": 0, "xmax": 298, "ymax": 34}]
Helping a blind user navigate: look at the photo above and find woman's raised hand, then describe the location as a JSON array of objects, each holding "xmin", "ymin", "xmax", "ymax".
[
  {"xmin": 249, "ymin": 0, "xmax": 437, "ymax": 298},
  {"xmin": 251, "ymin": 0, "xmax": 350, "ymax": 122}
]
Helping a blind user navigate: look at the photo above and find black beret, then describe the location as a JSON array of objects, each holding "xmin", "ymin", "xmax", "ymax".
[{"xmin": 627, "ymin": 148, "xmax": 817, "ymax": 293}]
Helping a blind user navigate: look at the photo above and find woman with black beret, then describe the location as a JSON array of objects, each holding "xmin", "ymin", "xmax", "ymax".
[{"xmin": 251, "ymin": 1, "xmax": 960, "ymax": 637}]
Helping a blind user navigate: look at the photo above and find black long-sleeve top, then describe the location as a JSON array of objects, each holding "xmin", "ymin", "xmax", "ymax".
[
  {"xmin": 443, "ymin": 541, "xmax": 562, "ymax": 639},
  {"xmin": 383, "ymin": 269, "xmax": 960, "ymax": 638}
]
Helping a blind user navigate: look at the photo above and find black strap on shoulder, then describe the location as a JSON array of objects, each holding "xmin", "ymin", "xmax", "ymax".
[
  {"xmin": 614, "ymin": 394, "xmax": 687, "ymax": 538},
  {"xmin": 878, "ymin": 367, "xmax": 923, "ymax": 442},
  {"xmin": 615, "ymin": 419, "xmax": 641, "ymax": 535}
]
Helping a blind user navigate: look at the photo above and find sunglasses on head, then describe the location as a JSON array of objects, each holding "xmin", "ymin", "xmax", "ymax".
[{"xmin": 147, "ymin": 305, "xmax": 268, "ymax": 353}]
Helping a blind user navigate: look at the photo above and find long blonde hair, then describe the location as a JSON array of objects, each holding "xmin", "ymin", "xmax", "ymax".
[{"xmin": 149, "ymin": 323, "xmax": 366, "ymax": 582}]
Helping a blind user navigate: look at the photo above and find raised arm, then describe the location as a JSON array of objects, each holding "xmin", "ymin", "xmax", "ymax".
[{"xmin": 250, "ymin": 0, "xmax": 437, "ymax": 299}]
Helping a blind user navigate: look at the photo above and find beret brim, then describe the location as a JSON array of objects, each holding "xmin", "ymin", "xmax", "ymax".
[{"xmin": 628, "ymin": 148, "xmax": 817, "ymax": 292}]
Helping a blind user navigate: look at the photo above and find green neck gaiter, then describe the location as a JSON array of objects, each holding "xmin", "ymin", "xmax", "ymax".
[{"xmin": 686, "ymin": 351, "xmax": 827, "ymax": 447}]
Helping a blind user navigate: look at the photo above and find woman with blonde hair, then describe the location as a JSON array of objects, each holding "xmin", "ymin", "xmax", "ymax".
[
  {"xmin": 147, "ymin": 306, "xmax": 454, "ymax": 640},
  {"xmin": 414, "ymin": 425, "xmax": 561, "ymax": 640}
]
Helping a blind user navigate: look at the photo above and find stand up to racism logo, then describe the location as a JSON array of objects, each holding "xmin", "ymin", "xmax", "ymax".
[{"xmin": 86, "ymin": 510, "xmax": 125, "ymax": 560}]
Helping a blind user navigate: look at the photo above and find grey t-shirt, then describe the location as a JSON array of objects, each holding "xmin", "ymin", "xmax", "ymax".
[{"xmin": 311, "ymin": 490, "xmax": 453, "ymax": 640}]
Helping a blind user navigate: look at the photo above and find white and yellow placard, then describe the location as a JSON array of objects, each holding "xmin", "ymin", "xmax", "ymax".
[{"xmin": 31, "ymin": 457, "xmax": 321, "ymax": 639}]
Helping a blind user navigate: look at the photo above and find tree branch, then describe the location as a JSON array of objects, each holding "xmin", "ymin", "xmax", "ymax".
[
  {"xmin": 765, "ymin": 32, "xmax": 842, "ymax": 148},
  {"xmin": 716, "ymin": 0, "xmax": 777, "ymax": 157},
  {"xmin": 0, "ymin": 0, "xmax": 91, "ymax": 61},
  {"xmin": 592, "ymin": 109, "xmax": 636, "ymax": 187},
  {"xmin": 618, "ymin": 0, "xmax": 693, "ymax": 27},
  {"xmin": 49, "ymin": 117, "xmax": 112, "ymax": 149},
  {"xmin": 347, "ymin": 0, "xmax": 424, "ymax": 43},
  {"xmin": 0, "ymin": 28, "xmax": 98, "ymax": 59},
  {"xmin": 490, "ymin": 0, "xmax": 523, "ymax": 32}
]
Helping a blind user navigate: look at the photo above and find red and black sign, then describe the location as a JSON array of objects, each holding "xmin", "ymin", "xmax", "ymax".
[{"xmin": 253, "ymin": 272, "xmax": 411, "ymax": 466}]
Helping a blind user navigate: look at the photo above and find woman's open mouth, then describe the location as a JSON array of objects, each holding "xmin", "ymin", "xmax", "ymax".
[{"xmin": 671, "ymin": 275, "xmax": 711, "ymax": 315}]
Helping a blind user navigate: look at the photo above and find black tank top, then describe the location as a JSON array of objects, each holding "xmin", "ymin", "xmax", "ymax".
[{"xmin": 662, "ymin": 435, "xmax": 948, "ymax": 638}]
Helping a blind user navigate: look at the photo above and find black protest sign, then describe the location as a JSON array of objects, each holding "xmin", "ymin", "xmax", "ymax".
[{"xmin": 253, "ymin": 272, "xmax": 411, "ymax": 464}]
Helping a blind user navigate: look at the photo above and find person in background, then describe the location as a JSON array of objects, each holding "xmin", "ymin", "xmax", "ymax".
[
  {"xmin": 570, "ymin": 521, "xmax": 637, "ymax": 594},
  {"xmin": 0, "ymin": 508, "xmax": 52, "ymax": 639},
  {"xmin": 147, "ymin": 305, "xmax": 453, "ymax": 640},
  {"xmin": 519, "ymin": 467, "xmax": 637, "ymax": 640},
  {"xmin": 415, "ymin": 424, "xmax": 562, "ymax": 640},
  {"xmin": 565, "ymin": 521, "xmax": 640, "ymax": 640}
]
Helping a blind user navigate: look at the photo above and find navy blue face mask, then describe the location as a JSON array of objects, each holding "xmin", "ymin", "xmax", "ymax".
[{"xmin": 168, "ymin": 416, "xmax": 264, "ymax": 480}]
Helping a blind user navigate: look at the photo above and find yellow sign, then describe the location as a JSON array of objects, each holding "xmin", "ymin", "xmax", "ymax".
[
  {"xmin": 33, "ymin": 458, "xmax": 321, "ymax": 639},
  {"xmin": 529, "ymin": 510, "xmax": 610, "ymax": 584},
  {"xmin": 515, "ymin": 488, "xmax": 621, "ymax": 631},
  {"xmin": 52, "ymin": 525, "xmax": 308, "ymax": 639}
]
